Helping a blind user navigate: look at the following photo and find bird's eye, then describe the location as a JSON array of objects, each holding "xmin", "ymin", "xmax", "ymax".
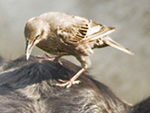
[
  {"xmin": 32, "ymin": 34, "xmax": 40, "ymax": 44},
  {"xmin": 35, "ymin": 34, "xmax": 40, "ymax": 39}
]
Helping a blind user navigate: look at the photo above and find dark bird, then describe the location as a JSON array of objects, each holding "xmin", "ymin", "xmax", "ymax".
[{"xmin": 24, "ymin": 12, "xmax": 133, "ymax": 88}]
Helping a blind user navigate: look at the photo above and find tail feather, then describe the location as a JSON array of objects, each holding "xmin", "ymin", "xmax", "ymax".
[
  {"xmin": 80, "ymin": 23, "xmax": 133, "ymax": 55},
  {"xmin": 102, "ymin": 36, "xmax": 134, "ymax": 55}
]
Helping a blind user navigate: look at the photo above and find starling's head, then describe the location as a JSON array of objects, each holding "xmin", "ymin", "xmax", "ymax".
[{"xmin": 24, "ymin": 17, "xmax": 50, "ymax": 60}]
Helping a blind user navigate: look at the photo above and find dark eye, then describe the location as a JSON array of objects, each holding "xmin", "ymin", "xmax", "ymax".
[
  {"xmin": 32, "ymin": 34, "xmax": 40, "ymax": 43},
  {"xmin": 35, "ymin": 34, "xmax": 40, "ymax": 39}
]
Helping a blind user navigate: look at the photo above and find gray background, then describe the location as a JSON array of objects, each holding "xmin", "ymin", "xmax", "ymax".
[{"xmin": 0, "ymin": 0, "xmax": 150, "ymax": 104}]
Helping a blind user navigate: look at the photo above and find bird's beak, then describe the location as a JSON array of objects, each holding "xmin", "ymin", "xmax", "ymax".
[{"xmin": 25, "ymin": 40, "xmax": 34, "ymax": 60}]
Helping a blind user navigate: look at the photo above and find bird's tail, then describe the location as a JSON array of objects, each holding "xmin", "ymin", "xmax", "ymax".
[{"xmin": 96, "ymin": 36, "xmax": 134, "ymax": 55}]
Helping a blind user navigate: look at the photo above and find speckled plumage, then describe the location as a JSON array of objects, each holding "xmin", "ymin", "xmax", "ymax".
[{"xmin": 24, "ymin": 12, "xmax": 133, "ymax": 88}]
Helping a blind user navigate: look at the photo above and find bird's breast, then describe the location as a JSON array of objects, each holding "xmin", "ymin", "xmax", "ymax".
[
  {"xmin": 36, "ymin": 37, "xmax": 74, "ymax": 55},
  {"xmin": 36, "ymin": 35, "xmax": 94, "ymax": 57}
]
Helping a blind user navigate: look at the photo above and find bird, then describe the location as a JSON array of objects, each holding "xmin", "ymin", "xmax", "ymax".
[{"xmin": 24, "ymin": 12, "xmax": 133, "ymax": 88}]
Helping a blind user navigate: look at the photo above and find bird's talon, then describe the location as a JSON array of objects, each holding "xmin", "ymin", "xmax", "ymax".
[
  {"xmin": 36, "ymin": 54, "xmax": 55, "ymax": 61},
  {"xmin": 45, "ymin": 54, "xmax": 63, "ymax": 65},
  {"xmin": 56, "ymin": 80, "xmax": 81, "ymax": 88},
  {"xmin": 58, "ymin": 79, "xmax": 66, "ymax": 83}
]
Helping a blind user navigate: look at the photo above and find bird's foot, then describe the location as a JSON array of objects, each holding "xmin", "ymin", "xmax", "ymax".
[
  {"xmin": 45, "ymin": 54, "xmax": 63, "ymax": 65},
  {"xmin": 36, "ymin": 54, "xmax": 55, "ymax": 61},
  {"xmin": 36, "ymin": 54, "xmax": 63, "ymax": 65},
  {"xmin": 56, "ymin": 79, "xmax": 81, "ymax": 88}
]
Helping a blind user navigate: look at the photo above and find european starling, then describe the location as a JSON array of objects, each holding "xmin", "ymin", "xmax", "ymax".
[{"xmin": 24, "ymin": 12, "xmax": 133, "ymax": 88}]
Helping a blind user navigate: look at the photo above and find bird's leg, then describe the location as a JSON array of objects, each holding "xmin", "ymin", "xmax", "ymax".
[
  {"xmin": 37, "ymin": 54, "xmax": 63, "ymax": 64},
  {"xmin": 56, "ymin": 56, "xmax": 90, "ymax": 88},
  {"xmin": 44, "ymin": 54, "xmax": 62, "ymax": 62},
  {"xmin": 36, "ymin": 53, "xmax": 55, "ymax": 60},
  {"xmin": 49, "ymin": 55, "xmax": 63, "ymax": 65},
  {"xmin": 56, "ymin": 67, "xmax": 86, "ymax": 88}
]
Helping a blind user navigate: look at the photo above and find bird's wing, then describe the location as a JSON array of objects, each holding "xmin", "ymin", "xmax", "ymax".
[{"xmin": 57, "ymin": 16, "xmax": 115, "ymax": 46}]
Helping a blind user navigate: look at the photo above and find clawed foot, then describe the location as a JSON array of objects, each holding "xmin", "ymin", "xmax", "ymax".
[
  {"xmin": 36, "ymin": 54, "xmax": 55, "ymax": 60},
  {"xmin": 56, "ymin": 79, "xmax": 81, "ymax": 88},
  {"xmin": 36, "ymin": 54, "xmax": 63, "ymax": 65}
]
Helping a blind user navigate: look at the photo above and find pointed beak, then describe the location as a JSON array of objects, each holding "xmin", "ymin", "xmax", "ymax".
[{"xmin": 25, "ymin": 40, "xmax": 34, "ymax": 60}]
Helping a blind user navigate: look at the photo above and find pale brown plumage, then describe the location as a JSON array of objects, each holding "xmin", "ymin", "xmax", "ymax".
[{"xmin": 24, "ymin": 12, "xmax": 133, "ymax": 88}]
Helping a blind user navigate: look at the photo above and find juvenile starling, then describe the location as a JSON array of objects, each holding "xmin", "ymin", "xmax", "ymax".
[{"xmin": 24, "ymin": 12, "xmax": 133, "ymax": 88}]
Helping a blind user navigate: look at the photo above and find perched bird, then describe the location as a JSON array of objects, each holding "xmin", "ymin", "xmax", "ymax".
[{"xmin": 24, "ymin": 12, "xmax": 133, "ymax": 88}]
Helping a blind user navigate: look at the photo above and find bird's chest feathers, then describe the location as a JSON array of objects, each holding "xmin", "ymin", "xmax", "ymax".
[
  {"xmin": 36, "ymin": 36, "xmax": 94, "ymax": 56},
  {"xmin": 36, "ymin": 37, "xmax": 72, "ymax": 55}
]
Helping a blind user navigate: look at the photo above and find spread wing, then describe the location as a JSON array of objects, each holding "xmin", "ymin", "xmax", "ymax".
[{"xmin": 57, "ymin": 15, "xmax": 115, "ymax": 46}]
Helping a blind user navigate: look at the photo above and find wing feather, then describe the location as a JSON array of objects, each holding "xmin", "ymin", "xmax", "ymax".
[{"xmin": 57, "ymin": 15, "xmax": 115, "ymax": 45}]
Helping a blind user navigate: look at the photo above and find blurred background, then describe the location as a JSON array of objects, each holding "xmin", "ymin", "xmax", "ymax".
[{"xmin": 0, "ymin": 0, "xmax": 149, "ymax": 104}]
